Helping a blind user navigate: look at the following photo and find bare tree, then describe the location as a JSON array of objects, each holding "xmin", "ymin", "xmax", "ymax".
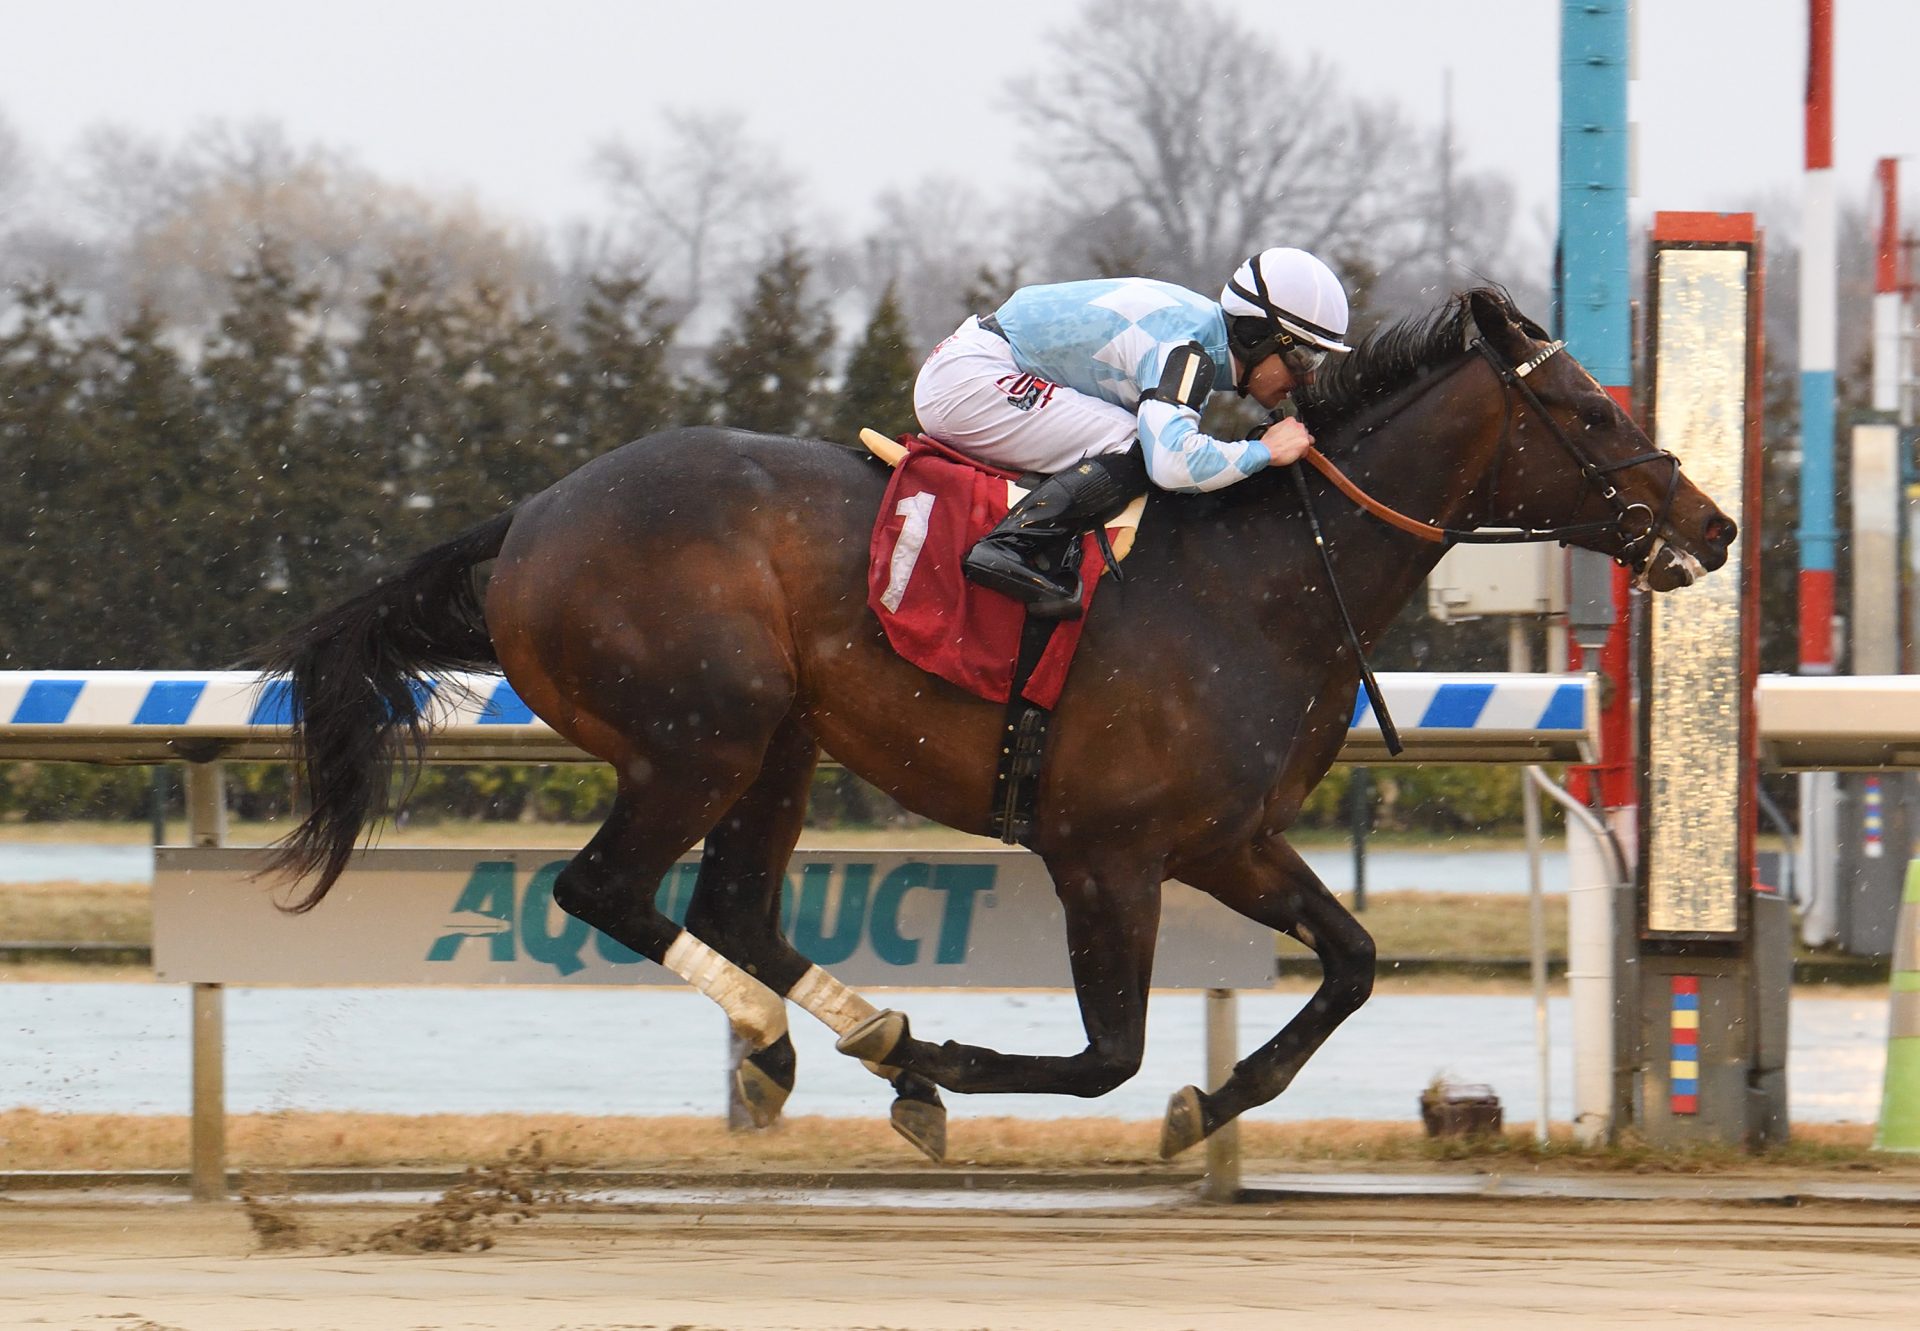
[
  {"xmin": 1006, "ymin": 0, "xmax": 1519, "ymax": 313},
  {"xmin": 57, "ymin": 119, "xmax": 553, "ymax": 334},
  {"xmin": 592, "ymin": 111, "xmax": 801, "ymax": 331},
  {"xmin": 0, "ymin": 110, "xmax": 29, "ymax": 219},
  {"xmin": 853, "ymin": 177, "xmax": 1014, "ymax": 351}
]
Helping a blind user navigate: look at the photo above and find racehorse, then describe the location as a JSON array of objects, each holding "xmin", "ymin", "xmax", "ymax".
[{"xmin": 258, "ymin": 288, "xmax": 1735, "ymax": 1161}]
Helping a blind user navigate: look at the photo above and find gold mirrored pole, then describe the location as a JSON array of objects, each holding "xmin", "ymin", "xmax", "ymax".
[{"xmin": 1643, "ymin": 241, "xmax": 1756, "ymax": 937}]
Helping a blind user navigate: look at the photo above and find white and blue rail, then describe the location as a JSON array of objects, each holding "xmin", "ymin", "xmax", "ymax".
[{"xmin": 0, "ymin": 670, "xmax": 1597, "ymax": 765}]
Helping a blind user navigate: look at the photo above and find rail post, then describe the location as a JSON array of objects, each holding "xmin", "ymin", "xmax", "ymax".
[
  {"xmin": 1200, "ymin": 987, "xmax": 1241, "ymax": 1201},
  {"xmin": 184, "ymin": 761, "xmax": 228, "ymax": 1202}
]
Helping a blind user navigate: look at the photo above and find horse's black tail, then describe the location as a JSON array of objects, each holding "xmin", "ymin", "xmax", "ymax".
[{"xmin": 252, "ymin": 509, "xmax": 514, "ymax": 911}]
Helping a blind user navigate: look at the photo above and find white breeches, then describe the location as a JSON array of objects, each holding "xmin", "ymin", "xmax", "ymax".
[{"xmin": 912, "ymin": 318, "xmax": 1139, "ymax": 474}]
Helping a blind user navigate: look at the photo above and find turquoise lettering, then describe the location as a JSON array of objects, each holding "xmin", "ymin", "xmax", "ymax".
[
  {"xmin": 654, "ymin": 861, "xmax": 700, "ymax": 924},
  {"xmin": 792, "ymin": 863, "xmax": 870, "ymax": 965},
  {"xmin": 869, "ymin": 862, "xmax": 930, "ymax": 966},
  {"xmin": 931, "ymin": 864, "xmax": 995, "ymax": 964},
  {"xmin": 426, "ymin": 860, "xmax": 518, "ymax": 962},
  {"xmin": 520, "ymin": 862, "xmax": 589, "ymax": 976}
]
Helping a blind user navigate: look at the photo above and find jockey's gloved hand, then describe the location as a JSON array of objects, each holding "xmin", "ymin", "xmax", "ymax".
[{"xmin": 1245, "ymin": 399, "xmax": 1299, "ymax": 439}]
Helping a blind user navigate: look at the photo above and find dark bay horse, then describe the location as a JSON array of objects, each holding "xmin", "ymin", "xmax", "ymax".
[{"xmin": 260, "ymin": 288, "xmax": 1735, "ymax": 1160}]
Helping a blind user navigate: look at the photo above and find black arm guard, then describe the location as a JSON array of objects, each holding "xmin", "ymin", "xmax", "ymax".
[{"xmin": 1141, "ymin": 341, "xmax": 1217, "ymax": 410}]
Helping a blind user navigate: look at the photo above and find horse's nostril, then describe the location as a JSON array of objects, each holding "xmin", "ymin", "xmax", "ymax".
[{"xmin": 1707, "ymin": 516, "xmax": 1738, "ymax": 548}]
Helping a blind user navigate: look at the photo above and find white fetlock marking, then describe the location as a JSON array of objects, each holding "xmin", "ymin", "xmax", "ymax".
[
  {"xmin": 661, "ymin": 932, "xmax": 787, "ymax": 1046},
  {"xmin": 789, "ymin": 964, "xmax": 881, "ymax": 1036},
  {"xmin": 791, "ymin": 966, "xmax": 899, "ymax": 1080}
]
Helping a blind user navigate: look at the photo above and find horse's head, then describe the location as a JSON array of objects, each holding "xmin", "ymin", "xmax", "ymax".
[{"xmin": 1465, "ymin": 290, "xmax": 1737, "ymax": 592}]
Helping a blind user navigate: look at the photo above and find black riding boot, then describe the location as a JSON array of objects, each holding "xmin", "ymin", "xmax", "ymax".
[{"xmin": 962, "ymin": 449, "xmax": 1148, "ymax": 620}]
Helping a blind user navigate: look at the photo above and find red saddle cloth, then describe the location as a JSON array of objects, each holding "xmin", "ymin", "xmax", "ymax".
[{"xmin": 867, "ymin": 437, "xmax": 1107, "ymax": 708}]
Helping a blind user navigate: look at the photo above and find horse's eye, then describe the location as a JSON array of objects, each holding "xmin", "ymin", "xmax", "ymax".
[{"xmin": 1580, "ymin": 407, "xmax": 1611, "ymax": 428}]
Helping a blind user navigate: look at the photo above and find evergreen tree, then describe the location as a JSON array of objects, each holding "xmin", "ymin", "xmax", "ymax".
[
  {"xmin": 959, "ymin": 262, "xmax": 1024, "ymax": 324},
  {"xmin": 195, "ymin": 241, "xmax": 369, "ymax": 653},
  {"xmin": 420, "ymin": 283, "xmax": 571, "ymax": 532},
  {"xmin": 829, "ymin": 282, "xmax": 918, "ymax": 444},
  {"xmin": 703, "ymin": 240, "xmax": 834, "ymax": 436},
  {"xmin": 88, "ymin": 305, "xmax": 207, "ymax": 665},
  {"xmin": 562, "ymin": 272, "xmax": 682, "ymax": 461},
  {"xmin": 338, "ymin": 260, "xmax": 462, "ymax": 556},
  {"xmin": 0, "ymin": 283, "xmax": 96, "ymax": 666}
]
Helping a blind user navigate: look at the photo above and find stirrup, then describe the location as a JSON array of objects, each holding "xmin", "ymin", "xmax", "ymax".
[{"xmin": 963, "ymin": 543, "xmax": 1083, "ymax": 619}]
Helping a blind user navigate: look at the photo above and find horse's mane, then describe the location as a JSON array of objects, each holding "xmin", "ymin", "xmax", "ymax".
[{"xmin": 1293, "ymin": 286, "xmax": 1542, "ymax": 443}]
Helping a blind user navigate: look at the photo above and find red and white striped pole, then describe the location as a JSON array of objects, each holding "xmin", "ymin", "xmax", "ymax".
[
  {"xmin": 1798, "ymin": 0, "xmax": 1841, "ymax": 947},
  {"xmin": 1800, "ymin": 0, "xmax": 1837, "ymax": 673}
]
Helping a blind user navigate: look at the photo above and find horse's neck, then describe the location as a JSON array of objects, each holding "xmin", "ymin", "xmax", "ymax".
[{"xmin": 1302, "ymin": 370, "xmax": 1504, "ymax": 643}]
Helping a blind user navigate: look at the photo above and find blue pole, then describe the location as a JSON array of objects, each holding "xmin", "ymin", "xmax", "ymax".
[
  {"xmin": 1558, "ymin": 0, "xmax": 1634, "ymax": 809},
  {"xmin": 1558, "ymin": 0, "xmax": 1631, "ymax": 387}
]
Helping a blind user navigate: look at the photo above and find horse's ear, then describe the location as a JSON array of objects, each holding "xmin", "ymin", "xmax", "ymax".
[{"xmin": 1465, "ymin": 289, "xmax": 1528, "ymax": 356}]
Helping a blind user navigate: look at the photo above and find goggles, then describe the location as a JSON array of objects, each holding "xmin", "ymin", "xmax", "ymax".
[
  {"xmin": 1251, "ymin": 327, "xmax": 1328, "ymax": 380},
  {"xmin": 1279, "ymin": 336, "xmax": 1328, "ymax": 379},
  {"xmin": 1227, "ymin": 313, "xmax": 1338, "ymax": 393}
]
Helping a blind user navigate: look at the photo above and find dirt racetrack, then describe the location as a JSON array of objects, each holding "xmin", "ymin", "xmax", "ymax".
[{"xmin": 2, "ymin": 1196, "xmax": 1916, "ymax": 1330}]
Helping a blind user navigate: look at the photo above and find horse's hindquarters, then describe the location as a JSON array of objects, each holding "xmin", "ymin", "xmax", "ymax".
[{"xmin": 484, "ymin": 453, "xmax": 806, "ymax": 775}]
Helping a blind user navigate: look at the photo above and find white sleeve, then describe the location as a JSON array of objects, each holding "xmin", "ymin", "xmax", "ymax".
[{"xmin": 1135, "ymin": 399, "xmax": 1269, "ymax": 493}]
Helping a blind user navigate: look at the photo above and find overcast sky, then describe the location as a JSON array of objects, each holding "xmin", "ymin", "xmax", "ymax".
[{"xmin": 3, "ymin": 0, "xmax": 1918, "ymax": 265}]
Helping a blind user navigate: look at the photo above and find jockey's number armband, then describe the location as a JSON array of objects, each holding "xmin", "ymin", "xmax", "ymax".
[{"xmin": 1142, "ymin": 341, "xmax": 1216, "ymax": 411}]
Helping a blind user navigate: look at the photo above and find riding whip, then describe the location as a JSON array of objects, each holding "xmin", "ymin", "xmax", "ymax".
[{"xmin": 1286, "ymin": 446, "xmax": 1404, "ymax": 756}]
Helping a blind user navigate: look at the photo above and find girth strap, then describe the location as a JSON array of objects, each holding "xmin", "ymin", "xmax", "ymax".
[{"xmin": 990, "ymin": 612, "xmax": 1066, "ymax": 844}]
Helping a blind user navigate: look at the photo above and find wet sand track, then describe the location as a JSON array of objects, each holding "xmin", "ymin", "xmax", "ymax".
[{"xmin": 2, "ymin": 1195, "xmax": 1916, "ymax": 1329}]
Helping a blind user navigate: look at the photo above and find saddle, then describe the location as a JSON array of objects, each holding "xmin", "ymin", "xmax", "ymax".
[
  {"xmin": 859, "ymin": 430, "xmax": 1149, "ymax": 844},
  {"xmin": 857, "ymin": 429, "xmax": 1148, "ymax": 562}
]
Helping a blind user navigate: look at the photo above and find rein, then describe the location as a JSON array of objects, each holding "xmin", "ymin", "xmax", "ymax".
[
  {"xmin": 1302, "ymin": 338, "xmax": 1674, "ymax": 549},
  {"xmin": 1289, "ymin": 332, "xmax": 1680, "ymax": 757}
]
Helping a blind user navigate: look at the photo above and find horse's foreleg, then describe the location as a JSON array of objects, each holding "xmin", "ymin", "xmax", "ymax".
[
  {"xmin": 840, "ymin": 864, "xmax": 1162, "ymax": 1099},
  {"xmin": 681, "ymin": 717, "xmax": 947, "ymax": 1158},
  {"xmin": 1161, "ymin": 834, "xmax": 1375, "ymax": 1157}
]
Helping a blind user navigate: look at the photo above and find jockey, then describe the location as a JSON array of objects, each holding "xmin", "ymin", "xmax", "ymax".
[{"xmin": 913, "ymin": 247, "xmax": 1352, "ymax": 619}]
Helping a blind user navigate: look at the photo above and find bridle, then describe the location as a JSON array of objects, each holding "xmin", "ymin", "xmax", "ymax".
[
  {"xmin": 1301, "ymin": 336, "xmax": 1681, "ymax": 564},
  {"xmin": 1290, "ymin": 331, "xmax": 1682, "ymax": 758}
]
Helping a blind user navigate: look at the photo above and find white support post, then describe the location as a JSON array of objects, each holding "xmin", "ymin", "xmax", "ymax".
[
  {"xmin": 1801, "ymin": 773, "xmax": 1841, "ymax": 947},
  {"xmin": 184, "ymin": 762, "xmax": 227, "ymax": 1202},
  {"xmin": 1852, "ymin": 423, "xmax": 1901, "ymax": 676},
  {"xmin": 1201, "ymin": 988, "xmax": 1241, "ymax": 1202},
  {"xmin": 190, "ymin": 983, "xmax": 227, "ymax": 1202},
  {"xmin": 1522, "ymin": 768, "xmax": 1551, "ymax": 1146},
  {"xmin": 1532, "ymin": 768, "xmax": 1625, "ymax": 1146}
]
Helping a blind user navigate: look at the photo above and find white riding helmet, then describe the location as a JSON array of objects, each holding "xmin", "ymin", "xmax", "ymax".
[{"xmin": 1221, "ymin": 249, "xmax": 1353, "ymax": 378}]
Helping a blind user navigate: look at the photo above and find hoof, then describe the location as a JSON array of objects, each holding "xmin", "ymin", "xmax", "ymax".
[
  {"xmin": 732, "ymin": 1046, "xmax": 793, "ymax": 1130},
  {"xmin": 835, "ymin": 1008, "xmax": 909, "ymax": 1065},
  {"xmin": 1160, "ymin": 1085, "xmax": 1208, "ymax": 1159},
  {"xmin": 889, "ymin": 1094, "xmax": 948, "ymax": 1163}
]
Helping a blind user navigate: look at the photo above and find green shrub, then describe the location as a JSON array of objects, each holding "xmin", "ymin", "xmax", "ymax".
[{"xmin": 0, "ymin": 759, "xmax": 1563, "ymax": 836}]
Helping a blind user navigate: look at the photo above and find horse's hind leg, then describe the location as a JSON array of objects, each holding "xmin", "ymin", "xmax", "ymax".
[
  {"xmin": 1159, "ymin": 833, "xmax": 1376, "ymax": 1157},
  {"xmin": 549, "ymin": 774, "xmax": 792, "ymax": 1102},
  {"xmin": 682, "ymin": 715, "xmax": 949, "ymax": 1158},
  {"xmin": 838, "ymin": 859, "xmax": 1163, "ymax": 1099}
]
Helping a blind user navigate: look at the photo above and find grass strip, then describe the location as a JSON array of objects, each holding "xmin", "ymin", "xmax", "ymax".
[{"xmin": 0, "ymin": 1109, "xmax": 1909, "ymax": 1176}]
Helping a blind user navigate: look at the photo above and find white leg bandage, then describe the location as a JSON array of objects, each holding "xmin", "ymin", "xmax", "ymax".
[
  {"xmin": 788, "ymin": 964, "xmax": 880, "ymax": 1035},
  {"xmin": 661, "ymin": 931, "xmax": 788, "ymax": 1047},
  {"xmin": 790, "ymin": 965, "xmax": 900, "ymax": 1081}
]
